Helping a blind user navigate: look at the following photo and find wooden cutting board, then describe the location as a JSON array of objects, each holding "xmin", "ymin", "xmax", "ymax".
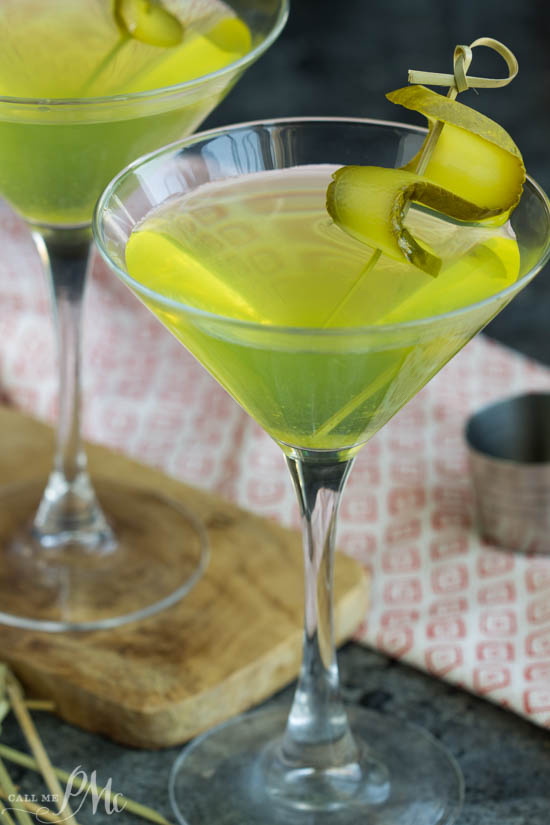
[{"xmin": 0, "ymin": 406, "xmax": 368, "ymax": 748}]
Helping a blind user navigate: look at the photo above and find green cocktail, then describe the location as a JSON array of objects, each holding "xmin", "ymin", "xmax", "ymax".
[
  {"xmin": 125, "ymin": 164, "xmax": 520, "ymax": 451},
  {"xmin": 94, "ymin": 116, "xmax": 550, "ymax": 825},
  {"xmin": 0, "ymin": 0, "xmax": 259, "ymax": 226},
  {"xmin": 0, "ymin": 0, "xmax": 288, "ymax": 632}
]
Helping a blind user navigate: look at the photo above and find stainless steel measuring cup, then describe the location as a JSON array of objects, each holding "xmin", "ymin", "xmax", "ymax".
[{"xmin": 465, "ymin": 392, "xmax": 550, "ymax": 554}]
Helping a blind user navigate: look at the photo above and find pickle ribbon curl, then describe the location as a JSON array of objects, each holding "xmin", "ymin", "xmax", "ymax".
[
  {"xmin": 328, "ymin": 166, "xmax": 502, "ymax": 276},
  {"xmin": 327, "ymin": 38, "xmax": 525, "ymax": 276}
]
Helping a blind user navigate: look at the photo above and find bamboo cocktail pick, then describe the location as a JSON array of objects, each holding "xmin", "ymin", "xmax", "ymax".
[
  {"xmin": 315, "ymin": 39, "xmax": 520, "ymax": 439},
  {"xmin": 324, "ymin": 37, "xmax": 519, "ymax": 327}
]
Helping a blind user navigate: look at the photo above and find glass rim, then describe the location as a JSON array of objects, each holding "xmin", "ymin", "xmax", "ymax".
[
  {"xmin": 93, "ymin": 114, "xmax": 550, "ymax": 338},
  {"xmin": 0, "ymin": 0, "xmax": 289, "ymax": 108}
]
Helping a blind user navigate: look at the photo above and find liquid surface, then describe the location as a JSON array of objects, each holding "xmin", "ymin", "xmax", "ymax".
[
  {"xmin": 126, "ymin": 166, "xmax": 521, "ymax": 450},
  {"xmin": 0, "ymin": 0, "xmax": 251, "ymax": 98},
  {"xmin": 0, "ymin": 0, "xmax": 252, "ymax": 225}
]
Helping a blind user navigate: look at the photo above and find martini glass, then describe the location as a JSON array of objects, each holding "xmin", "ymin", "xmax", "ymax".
[
  {"xmin": 0, "ymin": 0, "xmax": 288, "ymax": 631},
  {"xmin": 94, "ymin": 118, "xmax": 550, "ymax": 824}
]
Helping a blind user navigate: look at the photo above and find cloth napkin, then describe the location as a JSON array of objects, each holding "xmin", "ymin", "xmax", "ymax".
[{"xmin": 1, "ymin": 201, "xmax": 549, "ymax": 729}]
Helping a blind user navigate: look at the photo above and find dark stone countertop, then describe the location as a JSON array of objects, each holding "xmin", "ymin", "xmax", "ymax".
[
  {"xmin": 2, "ymin": 645, "xmax": 550, "ymax": 824},
  {"xmin": 3, "ymin": 2, "xmax": 550, "ymax": 823}
]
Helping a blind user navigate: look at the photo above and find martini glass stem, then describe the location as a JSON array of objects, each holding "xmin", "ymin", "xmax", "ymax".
[
  {"xmin": 282, "ymin": 452, "xmax": 357, "ymax": 766},
  {"xmin": 260, "ymin": 451, "xmax": 391, "ymax": 809},
  {"xmin": 30, "ymin": 229, "xmax": 115, "ymax": 550}
]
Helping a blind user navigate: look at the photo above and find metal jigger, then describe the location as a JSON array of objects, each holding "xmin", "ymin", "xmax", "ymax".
[{"xmin": 465, "ymin": 392, "xmax": 550, "ymax": 555}]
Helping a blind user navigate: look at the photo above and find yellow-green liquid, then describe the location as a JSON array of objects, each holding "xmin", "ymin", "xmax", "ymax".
[
  {"xmin": 126, "ymin": 166, "xmax": 521, "ymax": 451},
  {"xmin": 0, "ymin": 0, "xmax": 251, "ymax": 226}
]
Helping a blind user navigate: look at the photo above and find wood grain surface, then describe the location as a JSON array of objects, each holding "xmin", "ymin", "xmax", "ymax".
[{"xmin": 0, "ymin": 406, "xmax": 368, "ymax": 748}]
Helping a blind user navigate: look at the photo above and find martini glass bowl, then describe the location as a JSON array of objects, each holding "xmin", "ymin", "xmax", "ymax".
[
  {"xmin": 94, "ymin": 118, "xmax": 550, "ymax": 824},
  {"xmin": 0, "ymin": 0, "xmax": 288, "ymax": 631}
]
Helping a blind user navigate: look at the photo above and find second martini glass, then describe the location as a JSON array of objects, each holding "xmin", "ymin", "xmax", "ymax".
[
  {"xmin": 94, "ymin": 117, "xmax": 550, "ymax": 824},
  {"xmin": 0, "ymin": 0, "xmax": 288, "ymax": 631}
]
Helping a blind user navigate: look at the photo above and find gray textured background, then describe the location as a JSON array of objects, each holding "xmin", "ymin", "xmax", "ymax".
[{"xmin": 3, "ymin": 3, "xmax": 550, "ymax": 824}]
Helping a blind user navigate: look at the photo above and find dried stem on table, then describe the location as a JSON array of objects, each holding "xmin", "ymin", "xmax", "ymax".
[
  {"xmin": 5, "ymin": 675, "xmax": 78, "ymax": 825},
  {"xmin": 0, "ymin": 791, "xmax": 66, "ymax": 825},
  {"xmin": 0, "ymin": 666, "xmax": 172, "ymax": 825},
  {"xmin": 0, "ymin": 757, "xmax": 33, "ymax": 825},
  {"xmin": 24, "ymin": 701, "xmax": 56, "ymax": 713},
  {"xmin": 316, "ymin": 38, "xmax": 519, "ymax": 437},
  {"xmin": 0, "ymin": 745, "xmax": 174, "ymax": 825},
  {"xmin": 0, "ymin": 803, "xmax": 15, "ymax": 825}
]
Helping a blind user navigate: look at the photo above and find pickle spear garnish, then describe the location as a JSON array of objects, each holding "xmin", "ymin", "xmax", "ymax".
[
  {"xmin": 328, "ymin": 165, "xmax": 502, "ymax": 276},
  {"xmin": 388, "ymin": 84, "xmax": 524, "ymax": 216},
  {"xmin": 315, "ymin": 40, "xmax": 523, "ymax": 441},
  {"xmin": 327, "ymin": 39, "xmax": 523, "ymax": 277},
  {"xmin": 114, "ymin": 0, "xmax": 184, "ymax": 47},
  {"xmin": 79, "ymin": 0, "xmax": 183, "ymax": 95}
]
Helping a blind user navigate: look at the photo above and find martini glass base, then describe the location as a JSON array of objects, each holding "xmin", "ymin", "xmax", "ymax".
[
  {"xmin": 169, "ymin": 705, "xmax": 463, "ymax": 825},
  {"xmin": 0, "ymin": 477, "xmax": 208, "ymax": 632}
]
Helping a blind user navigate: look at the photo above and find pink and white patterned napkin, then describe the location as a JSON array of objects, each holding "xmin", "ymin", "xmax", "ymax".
[{"xmin": 1, "ymin": 201, "xmax": 549, "ymax": 729}]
